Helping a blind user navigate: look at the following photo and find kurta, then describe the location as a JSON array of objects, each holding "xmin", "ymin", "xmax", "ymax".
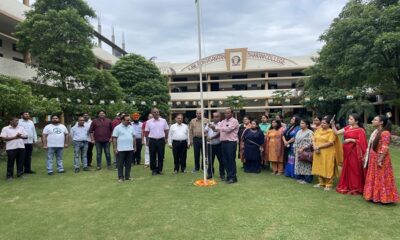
[
  {"xmin": 284, "ymin": 126, "xmax": 301, "ymax": 178},
  {"xmin": 364, "ymin": 131, "xmax": 399, "ymax": 203},
  {"xmin": 294, "ymin": 129, "xmax": 314, "ymax": 176},
  {"xmin": 243, "ymin": 129, "xmax": 265, "ymax": 173},
  {"xmin": 312, "ymin": 128, "xmax": 343, "ymax": 178},
  {"xmin": 264, "ymin": 129, "xmax": 284, "ymax": 163},
  {"xmin": 336, "ymin": 126, "xmax": 367, "ymax": 195}
]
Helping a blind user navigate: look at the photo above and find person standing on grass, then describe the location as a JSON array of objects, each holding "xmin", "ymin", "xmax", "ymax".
[
  {"xmin": 0, "ymin": 117, "xmax": 28, "ymax": 180},
  {"xmin": 242, "ymin": 120, "xmax": 265, "ymax": 174},
  {"xmin": 43, "ymin": 115, "xmax": 69, "ymax": 175},
  {"xmin": 81, "ymin": 113, "xmax": 93, "ymax": 167},
  {"xmin": 142, "ymin": 113, "xmax": 153, "ymax": 168},
  {"xmin": 209, "ymin": 108, "xmax": 239, "ymax": 184},
  {"xmin": 168, "ymin": 114, "xmax": 190, "ymax": 174},
  {"xmin": 205, "ymin": 112, "xmax": 224, "ymax": 180},
  {"xmin": 363, "ymin": 115, "xmax": 398, "ymax": 204},
  {"xmin": 112, "ymin": 114, "xmax": 136, "ymax": 182},
  {"xmin": 89, "ymin": 110, "xmax": 113, "ymax": 170},
  {"xmin": 283, "ymin": 116, "xmax": 301, "ymax": 179},
  {"xmin": 131, "ymin": 113, "xmax": 143, "ymax": 165},
  {"xmin": 238, "ymin": 116, "xmax": 251, "ymax": 165},
  {"xmin": 18, "ymin": 111, "xmax": 37, "ymax": 174},
  {"xmin": 145, "ymin": 108, "xmax": 169, "ymax": 176},
  {"xmin": 312, "ymin": 116, "xmax": 343, "ymax": 191},
  {"xmin": 111, "ymin": 112, "xmax": 125, "ymax": 168},
  {"xmin": 294, "ymin": 119, "xmax": 314, "ymax": 184},
  {"xmin": 311, "ymin": 116, "xmax": 322, "ymax": 131},
  {"xmin": 189, "ymin": 109, "xmax": 209, "ymax": 173},
  {"xmin": 264, "ymin": 120, "xmax": 284, "ymax": 175},
  {"xmin": 71, "ymin": 116, "xmax": 90, "ymax": 173},
  {"xmin": 331, "ymin": 114, "xmax": 367, "ymax": 195}
]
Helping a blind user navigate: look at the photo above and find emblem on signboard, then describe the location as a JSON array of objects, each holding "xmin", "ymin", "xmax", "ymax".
[{"xmin": 231, "ymin": 56, "xmax": 241, "ymax": 66}]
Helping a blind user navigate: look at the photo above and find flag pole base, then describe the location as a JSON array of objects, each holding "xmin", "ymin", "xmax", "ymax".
[{"xmin": 194, "ymin": 179, "xmax": 217, "ymax": 187}]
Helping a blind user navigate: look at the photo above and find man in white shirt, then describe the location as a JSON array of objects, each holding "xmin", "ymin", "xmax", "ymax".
[
  {"xmin": 131, "ymin": 113, "xmax": 143, "ymax": 165},
  {"xmin": 205, "ymin": 112, "xmax": 224, "ymax": 180},
  {"xmin": 0, "ymin": 117, "xmax": 28, "ymax": 179},
  {"xmin": 168, "ymin": 114, "xmax": 190, "ymax": 174},
  {"xmin": 71, "ymin": 116, "xmax": 90, "ymax": 173},
  {"xmin": 144, "ymin": 108, "xmax": 169, "ymax": 176},
  {"xmin": 142, "ymin": 113, "xmax": 153, "ymax": 168},
  {"xmin": 18, "ymin": 111, "xmax": 38, "ymax": 174},
  {"xmin": 82, "ymin": 113, "xmax": 94, "ymax": 167},
  {"xmin": 42, "ymin": 115, "xmax": 69, "ymax": 175}
]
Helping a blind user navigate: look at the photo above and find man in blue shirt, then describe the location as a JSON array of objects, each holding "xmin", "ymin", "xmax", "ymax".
[
  {"xmin": 71, "ymin": 116, "xmax": 90, "ymax": 173},
  {"xmin": 112, "ymin": 115, "xmax": 136, "ymax": 182}
]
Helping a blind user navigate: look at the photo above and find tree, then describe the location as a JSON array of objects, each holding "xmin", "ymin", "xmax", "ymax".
[
  {"xmin": 304, "ymin": 0, "xmax": 400, "ymax": 122},
  {"xmin": 15, "ymin": 0, "xmax": 96, "ymax": 90},
  {"xmin": 111, "ymin": 54, "xmax": 170, "ymax": 117},
  {"xmin": 226, "ymin": 95, "xmax": 245, "ymax": 118},
  {"xmin": 0, "ymin": 75, "xmax": 61, "ymax": 128}
]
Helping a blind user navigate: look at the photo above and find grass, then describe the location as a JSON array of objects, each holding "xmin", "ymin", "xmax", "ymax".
[{"xmin": 0, "ymin": 147, "xmax": 399, "ymax": 240}]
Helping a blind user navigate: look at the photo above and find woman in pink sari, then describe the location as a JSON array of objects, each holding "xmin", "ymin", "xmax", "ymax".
[{"xmin": 332, "ymin": 114, "xmax": 367, "ymax": 195}]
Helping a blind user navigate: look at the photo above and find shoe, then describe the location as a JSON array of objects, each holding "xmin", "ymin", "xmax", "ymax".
[
  {"xmin": 152, "ymin": 171, "xmax": 157, "ymax": 176},
  {"xmin": 6, "ymin": 177, "xmax": 13, "ymax": 181},
  {"xmin": 74, "ymin": 168, "xmax": 80, "ymax": 173},
  {"xmin": 83, "ymin": 167, "xmax": 89, "ymax": 171},
  {"xmin": 181, "ymin": 170, "xmax": 187, "ymax": 173},
  {"xmin": 17, "ymin": 175, "xmax": 25, "ymax": 179},
  {"xmin": 220, "ymin": 176, "xmax": 226, "ymax": 181},
  {"xmin": 125, "ymin": 177, "xmax": 133, "ymax": 181},
  {"xmin": 191, "ymin": 169, "xmax": 199, "ymax": 173},
  {"xmin": 299, "ymin": 180, "xmax": 307, "ymax": 185},
  {"xmin": 313, "ymin": 184, "xmax": 323, "ymax": 188},
  {"xmin": 24, "ymin": 170, "xmax": 36, "ymax": 174},
  {"xmin": 324, "ymin": 187, "xmax": 332, "ymax": 191},
  {"xmin": 48, "ymin": 172, "xmax": 54, "ymax": 176},
  {"xmin": 96, "ymin": 166, "xmax": 102, "ymax": 171},
  {"xmin": 227, "ymin": 179, "xmax": 237, "ymax": 184},
  {"xmin": 157, "ymin": 171, "xmax": 164, "ymax": 175},
  {"xmin": 173, "ymin": 170, "xmax": 178, "ymax": 174},
  {"xmin": 276, "ymin": 172, "xmax": 283, "ymax": 176},
  {"xmin": 207, "ymin": 175, "xmax": 212, "ymax": 179},
  {"xmin": 118, "ymin": 178, "xmax": 124, "ymax": 183},
  {"xmin": 58, "ymin": 170, "xmax": 65, "ymax": 174}
]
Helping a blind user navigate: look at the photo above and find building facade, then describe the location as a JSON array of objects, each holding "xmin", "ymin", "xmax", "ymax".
[
  {"xmin": 0, "ymin": 0, "xmax": 126, "ymax": 81},
  {"xmin": 157, "ymin": 48, "xmax": 315, "ymax": 121}
]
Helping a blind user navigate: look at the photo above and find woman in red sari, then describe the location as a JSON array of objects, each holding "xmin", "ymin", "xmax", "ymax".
[
  {"xmin": 363, "ymin": 115, "xmax": 399, "ymax": 204},
  {"xmin": 331, "ymin": 114, "xmax": 367, "ymax": 195}
]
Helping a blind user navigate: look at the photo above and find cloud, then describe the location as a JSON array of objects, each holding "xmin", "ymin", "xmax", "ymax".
[{"xmin": 35, "ymin": 0, "xmax": 350, "ymax": 62}]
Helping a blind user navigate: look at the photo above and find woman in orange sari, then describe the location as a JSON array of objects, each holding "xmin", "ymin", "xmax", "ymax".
[
  {"xmin": 331, "ymin": 114, "xmax": 367, "ymax": 195},
  {"xmin": 364, "ymin": 115, "xmax": 399, "ymax": 204},
  {"xmin": 264, "ymin": 120, "xmax": 284, "ymax": 175}
]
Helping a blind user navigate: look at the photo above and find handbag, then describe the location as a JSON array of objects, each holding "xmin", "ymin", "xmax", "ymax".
[{"xmin": 299, "ymin": 147, "xmax": 313, "ymax": 163}]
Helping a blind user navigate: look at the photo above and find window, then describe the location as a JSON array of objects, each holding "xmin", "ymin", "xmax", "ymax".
[
  {"xmin": 232, "ymin": 75, "xmax": 247, "ymax": 79},
  {"xmin": 173, "ymin": 77, "xmax": 187, "ymax": 82},
  {"xmin": 0, "ymin": 39, "xmax": 3, "ymax": 47},
  {"xmin": 232, "ymin": 84, "xmax": 247, "ymax": 90},
  {"xmin": 0, "ymin": 53, "xmax": 3, "ymax": 57},
  {"xmin": 12, "ymin": 44, "xmax": 17, "ymax": 52},
  {"xmin": 291, "ymin": 72, "xmax": 305, "ymax": 76},
  {"xmin": 13, "ymin": 57, "xmax": 24, "ymax": 62},
  {"xmin": 197, "ymin": 83, "xmax": 207, "ymax": 91},
  {"xmin": 268, "ymin": 82, "xmax": 278, "ymax": 89},
  {"xmin": 172, "ymin": 86, "xmax": 188, "ymax": 92},
  {"xmin": 268, "ymin": 73, "xmax": 278, "ymax": 78},
  {"xmin": 261, "ymin": 73, "xmax": 265, "ymax": 78}
]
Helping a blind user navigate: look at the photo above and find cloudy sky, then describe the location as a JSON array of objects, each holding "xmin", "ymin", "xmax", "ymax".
[{"xmin": 83, "ymin": 0, "xmax": 348, "ymax": 63}]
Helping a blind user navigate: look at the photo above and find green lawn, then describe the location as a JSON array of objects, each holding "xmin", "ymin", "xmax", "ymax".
[{"xmin": 0, "ymin": 147, "xmax": 399, "ymax": 240}]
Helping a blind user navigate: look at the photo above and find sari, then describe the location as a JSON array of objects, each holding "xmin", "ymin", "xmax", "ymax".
[
  {"xmin": 336, "ymin": 126, "xmax": 367, "ymax": 195},
  {"xmin": 294, "ymin": 129, "xmax": 314, "ymax": 182},
  {"xmin": 238, "ymin": 123, "xmax": 251, "ymax": 162},
  {"xmin": 363, "ymin": 131, "xmax": 399, "ymax": 203},
  {"xmin": 243, "ymin": 129, "xmax": 265, "ymax": 173},
  {"xmin": 284, "ymin": 125, "xmax": 301, "ymax": 178}
]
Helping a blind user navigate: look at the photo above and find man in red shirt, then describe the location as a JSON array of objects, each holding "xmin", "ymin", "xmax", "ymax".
[{"xmin": 89, "ymin": 110, "xmax": 113, "ymax": 170}]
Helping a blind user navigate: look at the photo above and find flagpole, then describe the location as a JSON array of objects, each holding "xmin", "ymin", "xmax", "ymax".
[{"xmin": 195, "ymin": 0, "xmax": 207, "ymax": 184}]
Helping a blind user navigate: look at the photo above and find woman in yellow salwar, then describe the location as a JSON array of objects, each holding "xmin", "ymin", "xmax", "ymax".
[{"xmin": 312, "ymin": 116, "xmax": 343, "ymax": 191}]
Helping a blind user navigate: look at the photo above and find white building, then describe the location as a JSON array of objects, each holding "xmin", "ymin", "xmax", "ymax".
[{"xmin": 157, "ymin": 48, "xmax": 315, "ymax": 120}]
